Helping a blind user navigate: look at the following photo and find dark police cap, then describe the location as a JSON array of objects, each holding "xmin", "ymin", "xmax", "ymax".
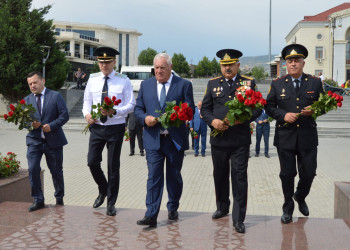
[
  {"xmin": 282, "ymin": 44, "xmax": 308, "ymax": 60},
  {"xmin": 94, "ymin": 46, "xmax": 119, "ymax": 62},
  {"xmin": 216, "ymin": 49, "xmax": 243, "ymax": 65}
]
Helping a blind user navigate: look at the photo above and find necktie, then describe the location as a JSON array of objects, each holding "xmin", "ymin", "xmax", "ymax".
[
  {"xmin": 294, "ymin": 79, "xmax": 300, "ymax": 95},
  {"xmin": 159, "ymin": 82, "xmax": 166, "ymax": 108},
  {"xmin": 228, "ymin": 79, "xmax": 234, "ymax": 88},
  {"xmin": 36, "ymin": 94, "xmax": 42, "ymax": 114},
  {"xmin": 100, "ymin": 76, "xmax": 109, "ymax": 123}
]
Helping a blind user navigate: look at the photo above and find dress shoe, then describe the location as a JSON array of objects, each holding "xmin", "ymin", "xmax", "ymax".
[
  {"xmin": 255, "ymin": 153, "xmax": 259, "ymax": 157},
  {"xmin": 129, "ymin": 152, "xmax": 134, "ymax": 156},
  {"xmin": 202, "ymin": 154, "xmax": 205, "ymax": 157},
  {"xmin": 194, "ymin": 154, "xmax": 198, "ymax": 157},
  {"xmin": 233, "ymin": 221, "xmax": 245, "ymax": 233},
  {"xmin": 56, "ymin": 199, "xmax": 64, "ymax": 206},
  {"xmin": 140, "ymin": 152, "xmax": 144, "ymax": 156},
  {"xmin": 93, "ymin": 193, "xmax": 106, "ymax": 208},
  {"xmin": 168, "ymin": 210, "xmax": 179, "ymax": 220},
  {"xmin": 281, "ymin": 213, "xmax": 293, "ymax": 224},
  {"xmin": 137, "ymin": 216, "xmax": 157, "ymax": 227},
  {"xmin": 106, "ymin": 205, "xmax": 116, "ymax": 216},
  {"xmin": 212, "ymin": 210, "xmax": 229, "ymax": 219},
  {"xmin": 28, "ymin": 201, "xmax": 45, "ymax": 212},
  {"xmin": 265, "ymin": 154, "xmax": 270, "ymax": 158},
  {"xmin": 293, "ymin": 195, "xmax": 309, "ymax": 216}
]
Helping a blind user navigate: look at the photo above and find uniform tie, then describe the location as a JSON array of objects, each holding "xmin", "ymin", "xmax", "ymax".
[
  {"xmin": 228, "ymin": 79, "xmax": 234, "ymax": 89},
  {"xmin": 100, "ymin": 76, "xmax": 109, "ymax": 123},
  {"xmin": 36, "ymin": 94, "xmax": 42, "ymax": 114},
  {"xmin": 294, "ymin": 79, "xmax": 300, "ymax": 95},
  {"xmin": 159, "ymin": 82, "xmax": 166, "ymax": 108}
]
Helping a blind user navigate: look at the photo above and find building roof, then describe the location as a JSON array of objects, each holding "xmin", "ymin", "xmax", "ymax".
[{"xmin": 302, "ymin": 3, "xmax": 350, "ymax": 22}]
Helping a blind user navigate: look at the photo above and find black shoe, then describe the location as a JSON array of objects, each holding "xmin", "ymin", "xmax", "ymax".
[
  {"xmin": 137, "ymin": 216, "xmax": 157, "ymax": 227},
  {"xmin": 93, "ymin": 193, "xmax": 106, "ymax": 208},
  {"xmin": 168, "ymin": 210, "xmax": 179, "ymax": 220},
  {"xmin": 293, "ymin": 195, "xmax": 309, "ymax": 216},
  {"xmin": 140, "ymin": 152, "xmax": 144, "ymax": 156},
  {"xmin": 212, "ymin": 210, "xmax": 229, "ymax": 219},
  {"xmin": 28, "ymin": 201, "xmax": 45, "ymax": 212},
  {"xmin": 106, "ymin": 205, "xmax": 116, "ymax": 216},
  {"xmin": 255, "ymin": 153, "xmax": 259, "ymax": 157},
  {"xmin": 129, "ymin": 152, "xmax": 134, "ymax": 156},
  {"xmin": 281, "ymin": 213, "xmax": 293, "ymax": 224},
  {"xmin": 194, "ymin": 154, "xmax": 198, "ymax": 157},
  {"xmin": 202, "ymin": 154, "xmax": 205, "ymax": 157},
  {"xmin": 56, "ymin": 199, "xmax": 64, "ymax": 206},
  {"xmin": 233, "ymin": 221, "xmax": 245, "ymax": 233},
  {"xmin": 265, "ymin": 154, "xmax": 270, "ymax": 158}
]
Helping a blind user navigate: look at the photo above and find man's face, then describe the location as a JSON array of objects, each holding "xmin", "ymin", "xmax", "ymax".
[
  {"xmin": 221, "ymin": 62, "xmax": 240, "ymax": 79},
  {"xmin": 27, "ymin": 74, "xmax": 45, "ymax": 95},
  {"xmin": 98, "ymin": 60, "xmax": 116, "ymax": 76},
  {"xmin": 286, "ymin": 58, "xmax": 305, "ymax": 78},
  {"xmin": 78, "ymin": 68, "xmax": 81, "ymax": 71},
  {"xmin": 197, "ymin": 101, "xmax": 202, "ymax": 109},
  {"xmin": 154, "ymin": 57, "xmax": 172, "ymax": 83}
]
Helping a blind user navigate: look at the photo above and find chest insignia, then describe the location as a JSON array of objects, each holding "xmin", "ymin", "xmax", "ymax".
[
  {"xmin": 307, "ymin": 91, "xmax": 315, "ymax": 94},
  {"xmin": 280, "ymin": 88, "xmax": 286, "ymax": 97},
  {"xmin": 285, "ymin": 78, "xmax": 288, "ymax": 82}
]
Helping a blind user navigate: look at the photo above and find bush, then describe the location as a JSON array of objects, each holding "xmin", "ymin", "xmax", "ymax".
[
  {"xmin": 0, "ymin": 152, "xmax": 20, "ymax": 178},
  {"xmin": 324, "ymin": 78, "xmax": 338, "ymax": 87}
]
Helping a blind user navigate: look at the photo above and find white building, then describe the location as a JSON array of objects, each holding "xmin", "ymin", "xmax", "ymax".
[
  {"xmin": 53, "ymin": 21, "xmax": 142, "ymax": 79},
  {"xmin": 283, "ymin": 3, "xmax": 350, "ymax": 85}
]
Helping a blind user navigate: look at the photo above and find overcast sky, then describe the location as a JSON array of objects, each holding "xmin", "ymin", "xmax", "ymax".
[{"xmin": 31, "ymin": 0, "xmax": 348, "ymax": 64}]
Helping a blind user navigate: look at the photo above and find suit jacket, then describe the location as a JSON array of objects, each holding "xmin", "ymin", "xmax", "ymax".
[
  {"xmin": 201, "ymin": 74, "xmax": 261, "ymax": 148},
  {"xmin": 190, "ymin": 107, "xmax": 208, "ymax": 133},
  {"xmin": 24, "ymin": 88, "xmax": 69, "ymax": 148},
  {"xmin": 265, "ymin": 73, "xmax": 324, "ymax": 150},
  {"xmin": 126, "ymin": 112, "xmax": 142, "ymax": 130},
  {"xmin": 134, "ymin": 74, "xmax": 195, "ymax": 151}
]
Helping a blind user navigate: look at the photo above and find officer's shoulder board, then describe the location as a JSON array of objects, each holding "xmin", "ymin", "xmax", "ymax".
[
  {"xmin": 241, "ymin": 75, "xmax": 254, "ymax": 80},
  {"xmin": 89, "ymin": 72, "xmax": 102, "ymax": 78},
  {"xmin": 209, "ymin": 76, "xmax": 221, "ymax": 81},
  {"xmin": 115, "ymin": 72, "xmax": 127, "ymax": 79},
  {"xmin": 272, "ymin": 75, "xmax": 287, "ymax": 82}
]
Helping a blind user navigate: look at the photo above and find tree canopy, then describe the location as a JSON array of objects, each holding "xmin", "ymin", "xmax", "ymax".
[
  {"xmin": 251, "ymin": 66, "xmax": 267, "ymax": 82},
  {"xmin": 0, "ymin": 0, "xmax": 70, "ymax": 103},
  {"xmin": 138, "ymin": 47, "xmax": 157, "ymax": 65},
  {"xmin": 172, "ymin": 53, "xmax": 190, "ymax": 77}
]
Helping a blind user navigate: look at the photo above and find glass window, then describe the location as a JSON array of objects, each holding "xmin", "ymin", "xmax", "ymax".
[
  {"xmin": 124, "ymin": 72, "xmax": 152, "ymax": 80},
  {"xmin": 315, "ymin": 47, "xmax": 323, "ymax": 59}
]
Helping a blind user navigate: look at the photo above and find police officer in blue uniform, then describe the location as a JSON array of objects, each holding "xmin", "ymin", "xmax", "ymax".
[
  {"xmin": 201, "ymin": 49, "xmax": 262, "ymax": 233},
  {"xmin": 265, "ymin": 44, "xmax": 324, "ymax": 224}
]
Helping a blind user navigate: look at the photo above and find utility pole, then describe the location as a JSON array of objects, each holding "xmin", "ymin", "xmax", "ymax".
[{"xmin": 268, "ymin": 0, "xmax": 272, "ymax": 77}]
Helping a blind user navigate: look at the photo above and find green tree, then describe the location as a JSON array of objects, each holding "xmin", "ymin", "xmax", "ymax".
[
  {"xmin": 195, "ymin": 56, "xmax": 212, "ymax": 77},
  {"xmin": 211, "ymin": 58, "xmax": 220, "ymax": 77},
  {"xmin": 0, "ymin": 0, "xmax": 70, "ymax": 103},
  {"xmin": 251, "ymin": 66, "xmax": 266, "ymax": 82},
  {"xmin": 172, "ymin": 53, "xmax": 190, "ymax": 77},
  {"xmin": 138, "ymin": 47, "xmax": 157, "ymax": 65}
]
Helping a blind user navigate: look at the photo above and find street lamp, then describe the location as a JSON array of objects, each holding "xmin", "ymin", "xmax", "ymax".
[{"xmin": 41, "ymin": 46, "xmax": 51, "ymax": 79}]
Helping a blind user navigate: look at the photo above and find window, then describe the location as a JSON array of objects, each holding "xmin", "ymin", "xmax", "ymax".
[
  {"xmin": 315, "ymin": 70, "xmax": 323, "ymax": 76},
  {"xmin": 315, "ymin": 47, "xmax": 324, "ymax": 59}
]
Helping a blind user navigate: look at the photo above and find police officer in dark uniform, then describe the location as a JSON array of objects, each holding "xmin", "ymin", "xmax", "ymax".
[
  {"xmin": 265, "ymin": 44, "xmax": 324, "ymax": 224},
  {"xmin": 201, "ymin": 49, "xmax": 262, "ymax": 233}
]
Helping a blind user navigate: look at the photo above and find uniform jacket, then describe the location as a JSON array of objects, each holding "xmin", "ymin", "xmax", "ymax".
[
  {"xmin": 190, "ymin": 107, "xmax": 208, "ymax": 133},
  {"xmin": 201, "ymin": 74, "xmax": 262, "ymax": 148},
  {"xmin": 24, "ymin": 88, "xmax": 69, "ymax": 148},
  {"xmin": 265, "ymin": 73, "xmax": 324, "ymax": 150},
  {"xmin": 134, "ymin": 74, "xmax": 195, "ymax": 151}
]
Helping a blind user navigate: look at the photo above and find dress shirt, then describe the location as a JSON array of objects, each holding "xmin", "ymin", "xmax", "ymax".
[
  {"xmin": 225, "ymin": 75, "xmax": 237, "ymax": 87},
  {"xmin": 82, "ymin": 70, "xmax": 135, "ymax": 125},
  {"xmin": 291, "ymin": 76, "xmax": 302, "ymax": 88},
  {"xmin": 157, "ymin": 73, "xmax": 173, "ymax": 100}
]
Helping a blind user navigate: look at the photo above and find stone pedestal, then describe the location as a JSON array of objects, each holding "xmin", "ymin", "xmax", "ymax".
[
  {"xmin": 334, "ymin": 181, "xmax": 350, "ymax": 219},
  {"xmin": 0, "ymin": 169, "xmax": 44, "ymax": 203}
]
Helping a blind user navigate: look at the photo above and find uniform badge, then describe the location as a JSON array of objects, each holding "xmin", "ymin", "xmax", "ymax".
[
  {"xmin": 285, "ymin": 78, "xmax": 288, "ymax": 82},
  {"xmin": 213, "ymin": 88, "xmax": 216, "ymax": 92},
  {"xmin": 220, "ymin": 87, "xmax": 223, "ymax": 91},
  {"xmin": 305, "ymin": 78, "xmax": 308, "ymax": 81},
  {"xmin": 280, "ymin": 88, "xmax": 286, "ymax": 97},
  {"xmin": 220, "ymin": 79, "xmax": 223, "ymax": 83}
]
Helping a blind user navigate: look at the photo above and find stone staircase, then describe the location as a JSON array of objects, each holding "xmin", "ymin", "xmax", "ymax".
[{"xmin": 68, "ymin": 95, "xmax": 84, "ymax": 118}]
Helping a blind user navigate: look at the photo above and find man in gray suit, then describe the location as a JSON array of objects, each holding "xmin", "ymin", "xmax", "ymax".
[{"xmin": 126, "ymin": 112, "xmax": 144, "ymax": 156}]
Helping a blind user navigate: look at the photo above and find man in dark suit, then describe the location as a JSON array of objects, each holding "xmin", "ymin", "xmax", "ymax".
[
  {"xmin": 190, "ymin": 100, "xmax": 208, "ymax": 157},
  {"xmin": 25, "ymin": 71, "xmax": 69, "ymax": 212},
  {"xmin": 265, "ymin": 44, "xmax": 325, "ymax": 224},
  {"xmin": 134, "ymin": 53, "xmax": 194, "ymax": 227},
  {"xmin": 126, "ymin": 112, "xmax": 144, "ymax": 156},
  {"xmin": 254, "ymin": 109, "xmax": 270, "ymax": 158},
  {"xmin": 201, "ymin": 49, "xmax": 261, "ymax": 233}
]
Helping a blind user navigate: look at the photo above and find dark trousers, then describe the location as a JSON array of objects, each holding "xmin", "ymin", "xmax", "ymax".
[
  {"xmin": 211, "ymin": 144, "xmax": 249, "ymax": 222},
  {"xmin": 277, "ymin": 146, "xmax": 317, "ymax": 214},
  {"xmin": 88, "ymin": 124, "xmax": 125, "ymax": 205},
  {"xmin": 27, "ymin": 142, "xmax": 64, "ymax": 202},
  {"xmin": 193, "ymin": 129, "xmax": 207, "ymax": 155},
  {"xmin": 145, "ymin": 135, "xmax": 184, "ymax": 219},
  {"xmin": 77, "ymin": 79, "xmax": 84, "ymax": 89},
  {"xmin": 129, "ymin": 127, "xmax": 144, "ymax": 153},
  {"xmin": 255, "ymin": 124, "xmax": 270, "ymax": 155}
]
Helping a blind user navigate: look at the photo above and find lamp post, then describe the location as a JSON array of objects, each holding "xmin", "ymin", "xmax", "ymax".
[
  {"xmin": 268, "ymin": 0, "xmax": 272, "ymax": 77},
  {"xmin": 41, "ymin": 46, "xmax": 51, "ymax": 79}
]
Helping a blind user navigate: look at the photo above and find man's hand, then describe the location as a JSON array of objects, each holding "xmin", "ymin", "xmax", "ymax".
[
  {"xmin": 211, "ymin": 119, "xmax": 229, "ymax": 130},
  {"xmin": 32, "ymin": 121, "xmax": 41, "ymax": 129},
  {"xmin": 300, "ymin": 106, "xmax": 313, "ymax": 116},
  {"xmin": 284, "ymin": 112, "xmax": 299, "ymax": 123},
  {"xmin": 85, "ymin": 114, "xmax": 96, "ymax": 125},
  {"xmin": 258, "ymin": 120, "xmax": 263, "ymax": 124},
  {"xmin": 190, "ymin": 128, "xmax": 193, "ymax": 131},
  {"xmin": 145, "ymin": 115, "xmax": 158, "ymax": 127},
  {"xmin": 100, "ymin": 108, "xmax": 116, "ymax": 117},
  {"xmin": 42, "ymin": 124, "xmax": 51, "ymax": 133},
  {"xmin": 263, "ymin": 119, "xmax": 268, "ymax": 123}
]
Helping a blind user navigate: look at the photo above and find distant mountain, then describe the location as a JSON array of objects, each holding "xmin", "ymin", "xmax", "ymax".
[{"xmin": 239, "ymin": 55, "xmax": 277, "ymax": 71}]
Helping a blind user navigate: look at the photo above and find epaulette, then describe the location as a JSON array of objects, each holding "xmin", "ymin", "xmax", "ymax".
[
  {"xmin": 115, "ymin": 72, "xmax": 127, "ymax": 78},
  {"xmin": 89, "ymin": 72, "xmax": 102, "ymax": 78},
  {"xmin": 241, "ymin": 75, "xmax": 253, "ymax": 80},
  {"xmin": 209, "ymin": 76, "xmax": 221, "ymax": 81},
  {"xmin": 272, "ymin": 75, "xmax": 287, "ymax": 82}
]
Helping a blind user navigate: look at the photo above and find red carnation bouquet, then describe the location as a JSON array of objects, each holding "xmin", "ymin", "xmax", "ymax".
[
  {"xmin": 211, "ymin": 89, "xmax": 266, "ymax": 137},
  {"xmin": 3, "ymin": 99, "xmax": 37, "ymax": 131},
  {"xmin": 82, "ymin": 96, "xmax": 122, "ymax": 134},
  {"xmin": 156, "ymin": 101, "xmax": 193, "ymax": 129}
]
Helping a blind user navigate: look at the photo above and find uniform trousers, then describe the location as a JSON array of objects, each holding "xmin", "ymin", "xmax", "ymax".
[
  {"xmin": 211, "ymin": 144, "xmax": 249, "ymax": 222},
  {"xmin": 277, "ymin": 146, "xmax": 317, "ymax": 214},
  {"xmin": 88, "ymin": 123, "xmax": 125, "ymax": 205}
]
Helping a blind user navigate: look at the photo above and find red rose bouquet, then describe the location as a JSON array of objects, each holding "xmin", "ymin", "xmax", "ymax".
[
  {"xmin": 156, "ymin": 101, "xmax": 193, "ymax": 129},
  {"xmin": 3, "ymin": 99, "xmax": 36, "ymax": 131},
  {"xmin": 82, "ymin": 96, "xmax": 122, "ymax": 134},
  {"xmin": 190, "ymin": 130, "xmax": 199, "ymax": 139},
  {"xmin": 250, "ymin": 123, "xmax": 254, "ymax": 135},
  {"xmin": 0, "ymin": 152, "xmax": 21, "ymax": 178},
  {"xmin": 124, "ymin": 131, "xmax": 130, "ymax": 141},
  {"xmin": 211, "ymin": 89, "xmax": 266, "ymax": 137}
]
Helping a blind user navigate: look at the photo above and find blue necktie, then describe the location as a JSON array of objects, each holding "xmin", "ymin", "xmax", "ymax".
[
  {"xmin": 100, "ymin": 76, "xmax": 109, "ymax": 123},
  {"xmin": 160, "ymin": 83, "xmax": 166, "ymax": 108},
  {"xmin": 36, "ymin": 94, "xmax": 42, "ymax": 114}
]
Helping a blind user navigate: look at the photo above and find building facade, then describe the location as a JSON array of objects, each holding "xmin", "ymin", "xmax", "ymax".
[{"xmin": 53, "ymin": 21, "xmax": 142, "ymax": 80}]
